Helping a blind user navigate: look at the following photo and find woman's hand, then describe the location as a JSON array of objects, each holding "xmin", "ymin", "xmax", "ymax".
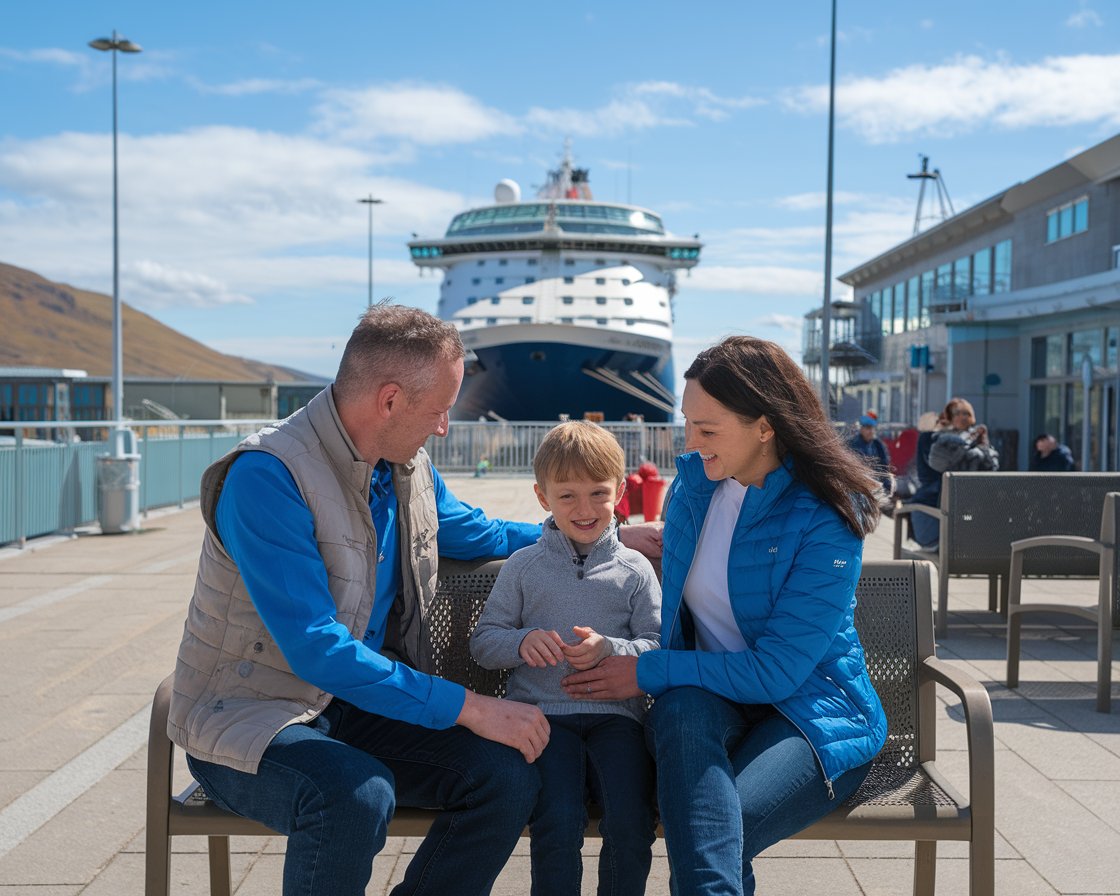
[
  {"xmin": 617, "ymin": 521, "xmax": 663, "ymax": 558},
  {"xmin": 561, "ymin": 655, "xmax": 642, "ymax": 700}
]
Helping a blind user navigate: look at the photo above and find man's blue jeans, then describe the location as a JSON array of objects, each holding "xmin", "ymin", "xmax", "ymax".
[
  {"xmin": 646, "ymin": 687, "xmax": 872, "ymax": 896},
  {"xmin": 186, "ymin": 698, "xmax": 540, "ymax": 896},
  {"xmin": 529, "ymin": 713, "xmax": 655, "ymax": 896}
]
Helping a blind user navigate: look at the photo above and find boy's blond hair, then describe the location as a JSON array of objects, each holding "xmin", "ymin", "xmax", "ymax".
[{"xmin": 533, "ymin": 421, "xmax": 626, "ymax": 487}]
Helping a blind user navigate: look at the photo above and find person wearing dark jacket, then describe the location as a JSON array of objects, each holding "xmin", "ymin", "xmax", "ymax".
[
  {"xmin": 1031, "ymin": 433, "xmax": 1076, "ymax": 471},
  {"xmin": 847, "ymin": 412, "xmax": 893, "ymax": 495}
]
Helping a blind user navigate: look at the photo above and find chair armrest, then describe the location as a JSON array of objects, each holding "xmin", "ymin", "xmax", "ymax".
[
  {"xmin": 1010, "ymin": 534, "xmax": 1104, "ymax": 555},
  {"xmin": 892, "ymin": 503, "xmax": 943, "ymax": 559},
  {"xmin": 920, "ymin": 655, "xmax": 994, "ymax": 822}
]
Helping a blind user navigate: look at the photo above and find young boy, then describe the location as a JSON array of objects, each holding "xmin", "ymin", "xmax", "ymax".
[{"xmin": 470, "ymin": 421, "xmax": 662, "ymax": 896}]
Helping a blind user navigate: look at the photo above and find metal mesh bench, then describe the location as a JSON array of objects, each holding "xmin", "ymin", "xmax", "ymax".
[
  {"xmin": 893, "ymin": 472, "xmax": 1120, "ymax": 638},
  {"xmin": 146, "ymin": 558, "xmax": 993, "ymax": 896}
]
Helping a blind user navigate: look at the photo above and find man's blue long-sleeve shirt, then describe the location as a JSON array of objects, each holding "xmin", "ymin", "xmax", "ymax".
[{"xmin": 215, "ymin": 451, "xmax": 541, "ymax": 729}]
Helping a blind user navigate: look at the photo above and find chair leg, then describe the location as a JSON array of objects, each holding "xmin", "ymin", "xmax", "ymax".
[
  {"xmin": 913, "ymin": 840, "xmax": 936, "ymax": 896},
  {"xmin": 970, "ymin": 824, "xmax": 996, "ymax": 896},
  {"xmin": 143, "ymin": 833, "xmax": 171, "ymax": 896},
  {"xmin": 208, "ymin": 835, "xmax": 234, "ymax": 896},
  {"xmin": 987, "ymin": 575, "xmax": 998, "ymax": 614},
  {"xmin": 1006, "ymin": 552, "xmax": 1025, "ymax": 689},
  {"xmin": 1097, "ymin": 572, "xmax": 1113, "ymax": 713}
]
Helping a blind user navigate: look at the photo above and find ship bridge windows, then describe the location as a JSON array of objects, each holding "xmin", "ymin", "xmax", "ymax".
[
  {"xmin": 667, "ymin": 247, "xmax": 701, "ymax": 260},
  {"xmin": 410, "ymin": 245, "xmax": 443, "ymax": 258}
]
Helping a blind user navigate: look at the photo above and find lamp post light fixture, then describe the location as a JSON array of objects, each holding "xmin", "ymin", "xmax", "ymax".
[
  {"xmin": 89, "ymin": 30, "xmax": 142, "ymax": 456},
  {"xmin": 358, "ymin": 195, "xmax": 383, "ymax": 309}
]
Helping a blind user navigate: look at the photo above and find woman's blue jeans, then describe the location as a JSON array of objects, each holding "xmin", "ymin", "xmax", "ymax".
[
  {"xmin": 186, "ymin": 698, "xmax": 540, "ymax": 896},
  {"xmin": 529, "ymin": 712, "xmax": 655, "ymax": 896},
  {"xmin": 646, "ymin": 687, "xmax": 871, "ymax": 896}
]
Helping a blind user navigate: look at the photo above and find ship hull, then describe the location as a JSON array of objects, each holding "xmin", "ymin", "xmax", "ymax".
[{"xmin": 455, "ymin": 323, "xmax": 674, "ymax": 422}]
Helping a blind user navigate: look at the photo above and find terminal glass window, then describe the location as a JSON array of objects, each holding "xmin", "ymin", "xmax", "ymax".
[
  {"xmin": 992, "ymin": 240, "xmax": 1011, "ymax": 292},
  {"xmin": 919, "ymin": 270, "xmax": 934, "ymax": 326},
  {"xmin": 953, "ymin": 255, "xmax": 971, "ymax": 300},
  {"xmin": 1108, "ymin": 328, "xmax": 1118, "ymax": 370},
  {"xmin": 935, "ymin": 263, "xmax": 952, "ymax": 306},
  {"xmin": 1046, "ymin": 196, "xmax": 1089, "ymax": 243},
  {"xmin": 1031, "ymin": 334, "xmax": 1065, "ymax": 378},
  {"xmin": 1070, "ymin": 328, "xmax": 1103, "ymax": 372},
  {"xmin": 880, "ymin": 286, "xmax": 892, "ymax": 335},
  {"xmin": 895, "ymin": 284, "xmax": 908, "ymax": 333},
  {"xmin": 906, "ymin": 276, "xmax": 920, "ymax": 330},
  {"xmin": 972, "ymin": 247, "xmax": 991, "ymax": 295}
]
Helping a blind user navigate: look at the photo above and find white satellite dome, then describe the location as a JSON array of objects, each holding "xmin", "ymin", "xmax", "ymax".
[{"xmin": 494, "ymin": 179, "xmax": 521, "ymax": 204}]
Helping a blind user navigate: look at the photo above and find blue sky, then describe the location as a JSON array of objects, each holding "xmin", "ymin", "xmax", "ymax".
[{"xmin": 3, "ymin": 1, "xmax": 1119, "ymax": 395}]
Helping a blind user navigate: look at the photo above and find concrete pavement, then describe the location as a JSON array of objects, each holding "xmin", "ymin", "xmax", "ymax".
[{"xmin": 1, "ymin": 474, "xmax": 1118, "ymax": 894}]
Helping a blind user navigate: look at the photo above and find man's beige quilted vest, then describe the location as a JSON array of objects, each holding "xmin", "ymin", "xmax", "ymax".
[{"xmin": 167, "ymin": 387, "xmax": 440, "ymax": 773}]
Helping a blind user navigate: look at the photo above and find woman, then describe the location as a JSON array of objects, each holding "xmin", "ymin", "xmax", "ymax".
[
  {"xmin": 907, "ymin": 397, "xmax": 999, "ymax": 549},
  {"xmin": 562, "ymin": 336, "xmax": 887, "ymax": 895}
]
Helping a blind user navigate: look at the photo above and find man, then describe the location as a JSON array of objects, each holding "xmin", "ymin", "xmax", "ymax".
[
  {"xmin": 1032, "ymin": 432, "xmax": 1076, "ymax": 472},
  {"xmin": 847, "ymin": 412, "xmax": 893, "ymax": 495},
  {"xmin": 167, "ymin": 303, "xmax": 659, "ymax": 895}
]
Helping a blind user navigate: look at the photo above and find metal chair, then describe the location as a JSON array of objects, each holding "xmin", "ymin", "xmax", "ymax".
[{"xmin": 1006, "ymin": 492, "xmax": 1119, "ymax": 713}]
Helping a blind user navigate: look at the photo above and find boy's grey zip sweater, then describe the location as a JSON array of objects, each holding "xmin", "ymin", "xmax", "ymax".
[{"xmin": 469, "ymin": 517, "xmax": 661, "ymax": 724}]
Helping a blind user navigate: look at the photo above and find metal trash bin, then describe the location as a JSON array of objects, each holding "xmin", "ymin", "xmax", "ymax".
[{"xmin": 97, "ymin": 453, "xmax": 141, "ymax": 534}]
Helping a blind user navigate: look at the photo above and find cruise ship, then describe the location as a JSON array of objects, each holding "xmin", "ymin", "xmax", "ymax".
[{"xmin": 408, "ymin": 149, "xmax": 702, "ymax": 422}]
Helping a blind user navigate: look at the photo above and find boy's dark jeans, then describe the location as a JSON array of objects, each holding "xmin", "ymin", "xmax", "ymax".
[{"xmin": 529, "ymin": 712, "xmax": 656, "ymax": 896}]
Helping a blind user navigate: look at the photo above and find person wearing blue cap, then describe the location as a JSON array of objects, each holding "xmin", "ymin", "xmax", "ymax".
[{"xmin": 847, "ymin": 411, "xmax": 893, "ymax": 496}]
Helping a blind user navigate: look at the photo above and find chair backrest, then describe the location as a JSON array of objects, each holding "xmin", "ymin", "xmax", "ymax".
[
  {"xmin": 853, "ymin": 560, "xmax": 935, "ymax": 771},
  {"xmin": 427, "ymin": 557, "xmax": 508, "ymax": 697},
  {"xmin": 941, "ymin": 472, "xmax": 1120, "ymax": 576}
]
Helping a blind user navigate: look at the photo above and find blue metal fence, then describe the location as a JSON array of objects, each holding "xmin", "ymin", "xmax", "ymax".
[{"xmin": 1, "ymin": 419, "xmax": 688, "ymax": 547}]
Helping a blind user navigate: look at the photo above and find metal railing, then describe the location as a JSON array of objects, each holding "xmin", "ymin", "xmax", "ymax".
[{"xmin": 1, "ymin": 418, "xmax": 686, "ymax": 547}]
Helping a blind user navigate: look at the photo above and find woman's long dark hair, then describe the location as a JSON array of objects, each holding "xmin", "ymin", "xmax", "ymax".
[{"xmin": 684, "ymin": 335, "xmax": 881, "ymax": 537}]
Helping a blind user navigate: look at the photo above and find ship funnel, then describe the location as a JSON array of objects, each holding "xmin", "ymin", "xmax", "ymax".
[{"xmin": 494, "ymin": 179, "xmax": 521, "ymax": 204}]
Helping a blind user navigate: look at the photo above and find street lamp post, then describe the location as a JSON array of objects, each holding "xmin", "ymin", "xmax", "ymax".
[
  {"xmin": 358, "ymin": 195, "xmax": 383, "ymax": 308},
  {"xmin": 819, "ymin": 0, "xmax": 837, "ymax": 417},
  {"xmin": 89, "ymin": 30, "xmax": 141, "ymax": 457}
]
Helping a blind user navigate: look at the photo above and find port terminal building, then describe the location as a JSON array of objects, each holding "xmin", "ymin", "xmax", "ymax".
[{"xmin": 803, "ymin": 132, "xmax": 1120, "ymax": 472}]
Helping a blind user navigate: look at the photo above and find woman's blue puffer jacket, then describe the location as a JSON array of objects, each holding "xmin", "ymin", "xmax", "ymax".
[{"xmin": 636, "ymin": 452, "xmax": 887, "ymax": 787}]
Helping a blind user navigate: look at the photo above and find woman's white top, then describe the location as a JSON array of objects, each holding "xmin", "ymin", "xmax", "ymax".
[{"xmin": 682, "ymin": 477, "xmax": 749, "ymax": 652}]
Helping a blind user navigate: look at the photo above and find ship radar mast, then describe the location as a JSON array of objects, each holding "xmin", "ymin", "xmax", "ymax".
[
  {"xmin": 907, "ymin": 154, "xmax": 955, "ymax": 235},
  {"xmin": 537, "ymin": 139, "xmax": 594, "ymax": 201}
]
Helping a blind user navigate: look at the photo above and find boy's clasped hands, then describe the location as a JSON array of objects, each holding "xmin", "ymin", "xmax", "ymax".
[{"xmin": 519, "ymin": 625, "xmax": 612, "ymax": 671}]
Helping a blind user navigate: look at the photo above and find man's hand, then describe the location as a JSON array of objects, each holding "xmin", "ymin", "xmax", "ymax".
[
  {"xmin": 617, "ymin": 521, "xmax": 663, "ymax": 558},
  {"xmin": 519, "ymin": 629, "xmax": 567, "ymax": 667},
  {"xmin": 561, "ymin": 625, "xmax": 612, "ymax": 671},
  {"xmin": 456, "ymin": 690, "xmax": 550, "ymax": 763}
]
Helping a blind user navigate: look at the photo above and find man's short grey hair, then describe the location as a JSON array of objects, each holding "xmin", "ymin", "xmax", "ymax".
[{"xmin": 333, "ymin": 301, "xmax": 465, "ymax": 403}]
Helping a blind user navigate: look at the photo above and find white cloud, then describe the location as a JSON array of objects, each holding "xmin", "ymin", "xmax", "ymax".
[
  {"xmin": 785, "ymin": 53, "xmax": 1120, "ymax": 142},
  {"xmin": 313, "ymin": 83, "xmax": 523, "ymax": 145},
  {"xmin": 192, "ymin": 77, "xmax": 322, "ymax": 96},
  {"xmin": 690, "ymin": 265, "xmax": 822, "ymax": 296},
  {"xmin": 750, "ymin": 313, "xmax": 804, "ymax": 333},
  {"xmin": 775, "ymin": 191, "xmax": 866, "ymax": 211},
  {"xmin": 1067, "ymin": 8, "xmax": 1103, "ymax": 27},
  {"xmin": 126, "ymin": 260, "xmax": 253, "ymax": 308},
  {"xmin": 0, "ymin": 47, "xmax": 87, "ymax": 66}
]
